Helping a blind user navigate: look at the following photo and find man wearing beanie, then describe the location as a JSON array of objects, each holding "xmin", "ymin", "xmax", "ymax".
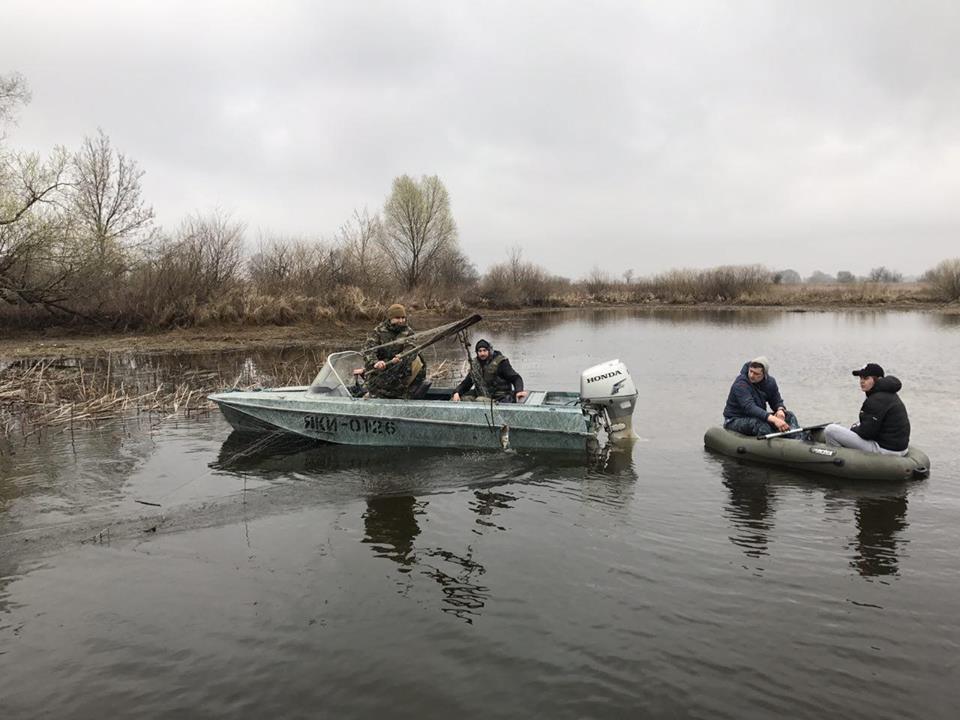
[
  {"xmin": 722, "ymin": 356, "xmax": 800, "ymax": 437},
  {"xmin": 361, "ymin": 303, "xmax": 427, "ymax": 398},
  {"xmin": 823, "ymin": 363, "xmax": 910, "ymax": 455},
  {"xmin": 451, "ymin": 339, "xmax": 528, "ymax": 403}
]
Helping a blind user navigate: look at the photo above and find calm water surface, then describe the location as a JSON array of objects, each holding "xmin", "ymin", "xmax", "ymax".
[{"xmin": 1, "ymin": 309, "xmax": 959, "ymax": 719}]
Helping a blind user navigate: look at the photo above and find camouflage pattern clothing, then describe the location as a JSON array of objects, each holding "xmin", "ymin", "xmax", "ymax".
[
  {"xmin": 362, "ymin": 320, "xmax": 427, "ymax": 399},
  {"xmin": 455, "ymin": 351, "xmax": 523, "ymax": 402}
]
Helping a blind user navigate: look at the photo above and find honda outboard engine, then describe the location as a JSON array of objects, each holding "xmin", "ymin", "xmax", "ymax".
[{"xmin": 579, "ymin": 359, "xmax": 638, "ymax": 442}]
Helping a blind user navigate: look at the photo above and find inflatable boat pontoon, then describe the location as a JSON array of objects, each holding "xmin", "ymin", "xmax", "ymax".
[{"xmin": 704, "ymin": 426, "xmax": 930, "ymax": 481}]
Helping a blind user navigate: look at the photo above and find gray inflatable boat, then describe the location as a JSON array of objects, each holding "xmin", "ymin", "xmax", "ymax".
[{"xmin": 704, "ymin": 426, "xmax": 930, "ymax": 481}]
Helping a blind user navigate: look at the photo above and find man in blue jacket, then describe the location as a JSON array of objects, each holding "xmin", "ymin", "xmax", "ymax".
[{"xmin": 723, "ymin": 356, "xmax": 800, "ymax": 437}]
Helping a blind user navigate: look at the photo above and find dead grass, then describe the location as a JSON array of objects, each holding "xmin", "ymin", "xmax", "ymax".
[{"xmin": 0, "ymin": 352, "xmax": 333, "ymax": 437}]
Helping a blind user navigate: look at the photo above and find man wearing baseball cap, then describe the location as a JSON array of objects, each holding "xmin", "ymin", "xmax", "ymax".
[
  {"xmin": 360, "ymin": 303, "xmax": 427, "ymax": 399},
  {"xmin": 823, "ymin": 363, "xmax": 911, "ymax": 455}
]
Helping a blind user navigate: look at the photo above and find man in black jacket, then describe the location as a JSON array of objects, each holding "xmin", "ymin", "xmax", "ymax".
[
  {"xmin": 824, "ymin": 363, "xmax": 910, "ymax": 455},
  {"xmin": 451, "ymin": 339, "xmax": 528, "ymax": 403}
]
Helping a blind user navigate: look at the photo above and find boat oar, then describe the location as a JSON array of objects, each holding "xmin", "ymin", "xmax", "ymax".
[
  {"xmin": 366, "ymin": 314, "xmax": 482, "ymax": 376},
  {"xmin": 759, "ymin": 422, "xmax": 832, "ymax": 440}
]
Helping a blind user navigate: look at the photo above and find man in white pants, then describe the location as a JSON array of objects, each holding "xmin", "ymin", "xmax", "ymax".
[{"xmin": 824, "ymin": 363, "xmax": 910, "ymax": 456}]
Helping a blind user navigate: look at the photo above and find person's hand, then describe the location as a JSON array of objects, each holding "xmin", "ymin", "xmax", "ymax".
[
  {"xmin": 451, "ymin": 392, "xmax": 461, "ymax": 402},
  {"xmin": 390, "ymin": 355, "xmax": 401, "ymax": 364},
  {"xmin": 775, "ymin": 408, "xmax": 786, "ymax": 420},
  {"xmin": 769, "ymin": 415, "xmax": 790, "ymax": 432},
  {"xmin": 515, "ymin": 391, "xmax": 528, "ymax": 402},
  {"xmin": 353, "ymin": 368, "xmax": 365, "ymax": 376},
  {"xmin": 374, "ymin": 360, "xmax": 386, "ymax": 370}
]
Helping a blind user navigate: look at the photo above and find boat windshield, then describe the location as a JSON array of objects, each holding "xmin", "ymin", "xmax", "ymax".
[{"xmin": 308, "ymin": 351, "xmax": 363, "ymax": 397}]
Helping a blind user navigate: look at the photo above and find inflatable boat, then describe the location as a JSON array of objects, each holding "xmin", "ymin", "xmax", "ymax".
[{"xmin": 703, "ymin": 426, "xmax": 930, "ymax": 481}]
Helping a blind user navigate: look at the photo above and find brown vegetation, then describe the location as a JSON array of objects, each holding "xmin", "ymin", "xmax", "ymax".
[
  {"xmin": 924, "ymin": 258, "xmax": 960, "ymax": 301},
  {"xmin": 3, "ymin": 73, "xmax": 958, "ymax": 335},
  {"xmin": 0, "ymin": 358, "xmax": 215, "ymax": 436}
]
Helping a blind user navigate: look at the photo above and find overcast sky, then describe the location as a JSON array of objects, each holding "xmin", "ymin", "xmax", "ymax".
[{"xmin": 3, "ymin": 0, "xmax": 958, "ymax": 278}]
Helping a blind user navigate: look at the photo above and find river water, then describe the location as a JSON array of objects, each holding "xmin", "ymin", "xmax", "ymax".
[{"xmin": 1, "ymin": 308, "xmax": 958, "ymax": 719}]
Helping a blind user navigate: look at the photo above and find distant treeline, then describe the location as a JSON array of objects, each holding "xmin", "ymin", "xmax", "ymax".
[{"xmin": 3, "ymin": 71, "xmax": 960, "ymax": 331}]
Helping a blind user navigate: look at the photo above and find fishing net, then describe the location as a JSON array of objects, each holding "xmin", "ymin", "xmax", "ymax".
[{"xmin": 361, "ymin": 315, "xmax": 481, "ymax": 356}]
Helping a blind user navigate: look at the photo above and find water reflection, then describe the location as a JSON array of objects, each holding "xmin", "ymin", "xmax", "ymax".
[
  {"xmin": 848, "ymin": 493, "xmax": 908, "ymax": 577},
  {"xmin": 215, "ymin": 432, "xmax": 635, "ymax": 623},
  {"xmin": 719, "ymin": 462, "xmax": 778, "ymax": 561},
  {"xmin": 933, "ymin": 312, "xmax": 960, "ymax": 328},
  {"xmin": 361, "ymin": 490, "xmax": 498, "ymax": 623},
  {"xmin": 362, "ymin": 495, "xmax": 424, "ymax": 571},
  {"xmin": 485, "ymin": 307, "xmax": 780, "ymax": 340},
  {"xmin": 716, "ymin": 458, "xmax": 911, "ymax": 578}
]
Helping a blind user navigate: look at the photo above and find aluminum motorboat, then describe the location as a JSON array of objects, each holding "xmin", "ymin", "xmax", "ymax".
[{"xmin": 209, "ymin": 350, "xmax": 638, "ymax": 451}]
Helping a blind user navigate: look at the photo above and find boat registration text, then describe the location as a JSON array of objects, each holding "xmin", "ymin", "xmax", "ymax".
[{"xmin": 304, "ymin": 415, "xmax": 398, "ymax": 435}]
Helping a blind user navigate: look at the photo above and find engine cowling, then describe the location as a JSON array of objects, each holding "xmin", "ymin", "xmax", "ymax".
[{"xmin": 579, "ymin": 359, "xmax": 638, "ymax": 441}]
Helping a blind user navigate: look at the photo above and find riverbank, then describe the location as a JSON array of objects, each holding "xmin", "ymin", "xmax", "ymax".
[{"xmin": 2, "ymin": 299, "xmax": 958, "ymax": 360}]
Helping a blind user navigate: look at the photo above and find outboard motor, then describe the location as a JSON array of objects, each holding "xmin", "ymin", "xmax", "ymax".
[{"xmin": 579, "ymin": 359, "xmax": 638, "ymax": 442}]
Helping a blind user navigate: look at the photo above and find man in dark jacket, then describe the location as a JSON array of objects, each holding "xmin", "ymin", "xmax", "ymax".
[
  {"xmin": 361, "ymin": 303, "xmax": 427, "ymax": 399},
  {"xmin": 824, "ymin": 363, "xmax": 910, "ymax": 455},
  {"xmin": 451, "ymin": 339, "xmax": 528, "ymax": 403},
  {"xmin": 722, "ymin": 355, "xmax": 800, "ymax": 436}
]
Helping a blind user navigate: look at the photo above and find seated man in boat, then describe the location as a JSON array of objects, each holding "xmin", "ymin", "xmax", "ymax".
[
  {"xmin": 823, "ymin": 363, "xmax": 910, "ymax": 455},
  {"xmin": 722, "ymin": 356, "xmax": 800, "ymax": 436},
  {"xmin": 451, "ymin": 339, "xmax": 528, "ymax": 404},
  {"xmin": 360, "ymin": 303, "xmax": 427, "ymax": 399}
]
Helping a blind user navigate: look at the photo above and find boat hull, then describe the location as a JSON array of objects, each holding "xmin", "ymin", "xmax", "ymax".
[
  {"xmin": 210, "ymin": 389, "xmax": 593, "ymax": 451},
  {"xmin": 704, "ymin": 426, "xmax": 930, "ymax": 481}
]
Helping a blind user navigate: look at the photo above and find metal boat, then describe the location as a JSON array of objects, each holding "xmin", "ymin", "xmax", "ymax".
[
  {"xmin": 704, "ymin": 426, "xmax": 930, "ymax": 481},
  {"xmin": 210, "ymin": 350, "xmax": 638, "ymax": 451}
]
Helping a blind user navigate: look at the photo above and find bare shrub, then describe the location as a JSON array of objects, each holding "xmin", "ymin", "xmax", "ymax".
[
  {"xmin": 700, "ymin": 265, "xmax": 771, "ymax": 299},
  {"xmin": 924, "ymin": 258, "xmax": 960, "ymax": 301},
  {"xmin": 329, "ymin": 285, "xmax": 371, "ymax": 319},
  {"xmin": 480, "ymin": 252, "xmax": 557, "ymax": 307},
  {"xmin": 249, "ymin": 236, "xmax": 347, "ymax": 298},
  {"xmin": 418, "ymin": 246, "xmax": 479, "ymax": 306},
  {"xmin": 635, "ymin": 265, "xmax": 771, "ymax": 302},
  {"xmin": 868, "ymin": 266, "xmax": 903, "ymax": 283},
  {"xmin": 583, "ymin": 266, "xmax": 613, "ymax": 297},
  {"xmin": 337, "ymin": 208, "xmax": 388, "ymax": 292}
]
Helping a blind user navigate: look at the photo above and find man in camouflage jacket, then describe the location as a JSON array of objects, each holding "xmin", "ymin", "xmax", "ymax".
[{"xmin": 362, "ymin": 304, "xmax": 427, "ymax": 399}]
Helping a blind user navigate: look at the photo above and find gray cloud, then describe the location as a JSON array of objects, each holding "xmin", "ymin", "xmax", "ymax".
[{"xmin": 3, "ymin": 0, "xmax": 958, "ymax": 277}]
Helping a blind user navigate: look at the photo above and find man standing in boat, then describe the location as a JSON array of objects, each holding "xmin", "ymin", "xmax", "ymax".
[
  {"xmin": 823, "ymin": 363, "xmax": 910, "ymax": 455},
  {"xmin": 361, "ymin": 304, "xmax": 427, "ymax": 399},
  {"xmin": 451, "ymin": 339, "xmax": 528, "ymax": 404},
  {"xmin": 722, "ymin": 356, "xmax": 800, "ymax": 436}
]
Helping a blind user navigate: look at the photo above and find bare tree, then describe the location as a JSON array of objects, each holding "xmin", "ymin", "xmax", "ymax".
[
  {"xmin": 338, "ymin": 207, "xmax": 385, "ymax": 290},
  {"xmin": 1, "ymin": 74, "xmax": 69, "ymax": 228},
  {"xmin": 924, "ymin": 258, "xmax": 960, "ymax": 301},
  {"xmin": 507, "ymin": 244, "xmax": 524, "ymax": 284},
  {"xmin": 70, "ymin": 129, "xmax": 155, "ymax": 261},
  {"xmin": 1, "ymin": 149, "xmax": 70, "ymax": 228},
  {"xmin": 584, "ymin": 266, "xmax": 611, "ymax": 295},
  {"xmin": 175, "ymin": 210, "xmax": 245, "ymax": 297},
  {"xmin": 0, "ymin": 205, "xmax": 82, "ymax": 313},
  {"xmin": 1, "ymin": 74, "xmax": 78, "ymax": 312},
  {"xmin": 868, "ymin": 266, "xmax": 902, "ymax": 283},
  {"xmin": 380, "ymin": 174, "xmax": 458, "ymax": 290},
  {"xmin": 0, "ymin": 72, "xmax": 31, "ymax": 132}
]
